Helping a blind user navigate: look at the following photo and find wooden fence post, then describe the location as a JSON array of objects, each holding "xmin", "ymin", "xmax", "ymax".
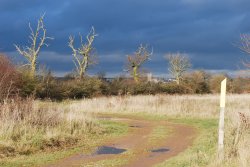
[{"xmin": 218, "ymin": 78, "xmax": 227, "ymax": 161}]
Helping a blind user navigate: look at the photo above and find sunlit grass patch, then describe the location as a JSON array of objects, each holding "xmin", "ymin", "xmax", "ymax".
[
  {"xmin": 0, "ymin": 120, "xmax": 128, "ymax": 167},
  {"xmin": 156, "ymin": 118, "xmax": 218, "ymax": 167}
]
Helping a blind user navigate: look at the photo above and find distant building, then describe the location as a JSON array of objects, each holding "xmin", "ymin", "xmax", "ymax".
[
  {"xmin": 146, "ymin": 73, "xmax": 176, "ymax": 83},
  {"xmin": 101, "ymin": 74, "xmax": 176, "ymax": 83}
]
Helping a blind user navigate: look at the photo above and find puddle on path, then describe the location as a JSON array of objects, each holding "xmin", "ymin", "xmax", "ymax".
[
  {"xmin": 151, "ymin": 148, "xmax": 170, "ymax": 153},
  {"xmin": 94, "ymin": 146, "xmax": 127, "ymax": 155},
  {"xmin": 129, "ymin": 125, "xmax": 141, "ymax": 128}
]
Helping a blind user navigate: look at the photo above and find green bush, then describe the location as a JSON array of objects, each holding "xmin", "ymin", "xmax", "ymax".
[
  {"xmin": 108, "ymin": 78, "xmax": 128, "ymax": 95},
  {"xmin": 129, "ymin": 82, "xmax": 160, "ymax": 95},
  {"xmin": 160, "ymin": 83, "xmax": 193, "ymax": 94},
  {"xmin": 16, "ymin": 73, "xmax": 250, "ymax": 100},
  {"xmin": 36, "ymin": 79, "xmax": 65, "ymax": 100},
  {"xmin": 63, "ymin": 77, "xmax": 103, "ymax": 99},
  {"xmin": 18, "ymin": 71, "xmax": 37, "ymax": 97}
]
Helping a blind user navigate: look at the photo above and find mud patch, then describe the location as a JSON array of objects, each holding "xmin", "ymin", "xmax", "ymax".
[
  {"xmin": 94, "ymin": 146, "xmax": 126, "ymax": 155},
  {"xmin": 151, "ymin": 148, "xmax": 170, "ymax": 153},
  {"xmin": 44, "ymin": 116, "xmax": 196, "ymax": 167}
]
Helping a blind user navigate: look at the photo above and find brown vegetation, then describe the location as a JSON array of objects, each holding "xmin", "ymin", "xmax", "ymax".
[
  {"xmin": 0, "ymin": 55, "xmax": 100, "ymax": 157},
  {"xmin": 1, "ymin": 53, "xmax": 250, "ymax": 101},
  {"xmin": 67, "ymin": 94, "xmax": 250, "ymax": 166},
  {"xmin": 0, "ymin": 54, "xmax": 19, "ymax": 101},
  {"xmin": 0, "ymin": 97, "xmax": 98, "ymax": 157}
]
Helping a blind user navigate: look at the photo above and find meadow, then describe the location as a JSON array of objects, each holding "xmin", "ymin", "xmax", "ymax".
[{"xmin": 0, "ymin": 94, "xmax": 249, "ymax": 167}]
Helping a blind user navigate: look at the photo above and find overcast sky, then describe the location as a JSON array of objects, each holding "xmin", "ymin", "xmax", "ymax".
[{"xmin": 0, "ymin": 0, "xmax": 250, "ymax": 77}]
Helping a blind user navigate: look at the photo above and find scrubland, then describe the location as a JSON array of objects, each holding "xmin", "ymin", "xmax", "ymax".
[
  {"xmin": 0, "ymin": 94, "xmax": 249, "ymax": 167},
  {"xmin": 66, "ymin": 94, "xmax": 250, "ymax": 166},
  {"xmin": 0, "ymin": 97, "xmax": 98, "ymax": 157}
]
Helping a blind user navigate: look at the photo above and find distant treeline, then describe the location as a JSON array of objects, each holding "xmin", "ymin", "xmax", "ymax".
[
  {"xmin": 1, "ymin": 53, "xmax": 250, "ymax": 101},
  {"xmin": 31, "ymin": 71, "xmax": 250, "ymax": 100}
]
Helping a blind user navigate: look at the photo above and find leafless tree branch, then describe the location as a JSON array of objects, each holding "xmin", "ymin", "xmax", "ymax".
[
  {"xmin": 166, "ymin": 53, "xmax": 191, "ymax": 85},
  {"xmin": 125, "ymin": 44, "xmax": 152, "ymax": 82},
  {"xmin": 68, "ymin": 27, "xmax": 98, "ymax": 79},
  {"xmin": 14, "ymin": 14, "xmax": 52, "ymax": 78}
]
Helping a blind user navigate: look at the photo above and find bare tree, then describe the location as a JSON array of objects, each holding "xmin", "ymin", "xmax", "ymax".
[
  {"xmin": 125, "ymin": 45, "xmax": 152, "ymax": 82},
  {"xmin": 14, "ymin": 14, "xmax": 52, "ymax": 78},
  {"xmin": 166, "ymin": 53, "xmax": 191, "ymax": 85},
  {"xmin": 68, "ymin": 27, "xmax": 98, "ymax": 79},
  {"xmin": 239, "ymin": 34, "xmax": 250, "ymax": 68}
]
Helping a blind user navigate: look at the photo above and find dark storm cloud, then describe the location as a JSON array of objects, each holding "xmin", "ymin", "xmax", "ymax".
[{"xmin": 1, "ymin": 0, "xmax": 250, "ymax": 76}]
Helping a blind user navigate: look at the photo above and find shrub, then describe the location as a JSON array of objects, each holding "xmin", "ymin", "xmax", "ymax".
[
  {"xmin": 160, "ymin": 83, "xmax": 193, "ymax": 94},
  {"xmin": 0, "ymin": 54, "xmax": 19, "ymax": 101},
  {"xmin": 183, "ymin": 71, "xmax": 210, "ymax": 94},
  {"xmin": 18, "ymin": 71, "xmax": 38, "ymax": 97},
  {"xmin": 230, "ymin": 77, "xmax": 250, "ymax": 93},
  {"xmin": 36, "ymin": 79, "xmax": 64, "ymax": 100},
  {"xmin": 36, "ymin": 72, "xmax": 65, "ymax": 100},
  {"xmin": 63, "ymin": 77, "xmax": 103, "ymax": 99},
  {"xmin": 209, "ymin": 74, "xmax": 227, "ymax": 93},
  {"xmin": 108, "ymin": 77, "xmax": 128, "ymax": 95},
  {"xmin": 129, "ymin": 82, "xmax": 160, "ymax": 95}
]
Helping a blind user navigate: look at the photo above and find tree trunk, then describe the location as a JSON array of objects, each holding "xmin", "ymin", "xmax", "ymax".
[
  {"xmin": 133, "ymin": 66, "xmax": 139, "ymax": 83},
  {"xmin": 30, "ymin": 59, "xmax": 36, "ymax": 78},
  {"xmin": 176, "ymin": 75, "xmax": 180, "ymax": 85}
]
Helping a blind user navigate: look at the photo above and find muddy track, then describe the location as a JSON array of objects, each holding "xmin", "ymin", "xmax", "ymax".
[{"xmin": 44, "ymin": 115, "xmax": 197, "ymax": 167}]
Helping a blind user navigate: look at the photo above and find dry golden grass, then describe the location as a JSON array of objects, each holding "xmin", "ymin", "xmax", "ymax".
[
  {"xmin": 67, "ymin": 94, "xmax": 249, "ymax": 118},
  {"xmin": 66, "ymin": 94, "xmax": 250, "ymax": 166},
  {"xmin": 1, "ymin": 94, "xmax": 249, "ymax": 166},
  {"xmin": 0, "ymin": 97, "xmax": 98, "ymax": 158}
]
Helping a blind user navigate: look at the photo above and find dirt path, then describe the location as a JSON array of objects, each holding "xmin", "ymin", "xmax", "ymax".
[{"xmin": 44, "ymin": 115, "xmax": 196, "ymax": 167}]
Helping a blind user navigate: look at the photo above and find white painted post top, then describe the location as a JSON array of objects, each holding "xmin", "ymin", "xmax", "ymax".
[{"xmin": 220, "ymin": 78, "xmax": 227, "ymax": 108}]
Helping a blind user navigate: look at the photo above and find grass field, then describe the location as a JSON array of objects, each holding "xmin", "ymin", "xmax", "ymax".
[{"xmin": 0, "ymin": 94, "xmax": 249, "ymax": 167}]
